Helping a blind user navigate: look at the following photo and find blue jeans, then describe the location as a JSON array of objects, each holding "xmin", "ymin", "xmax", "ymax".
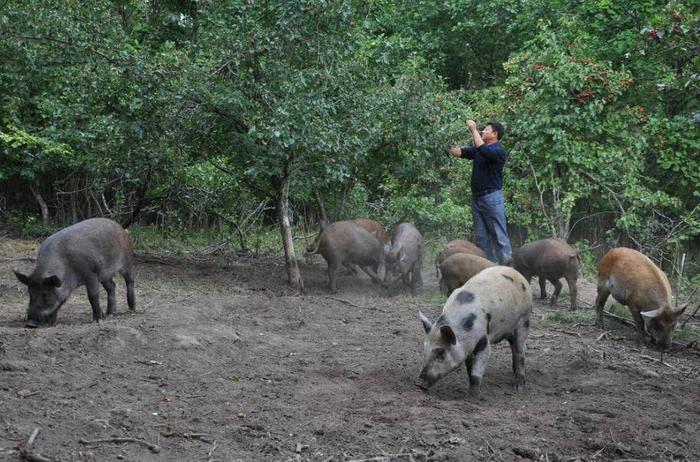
[{"xmin": 471, "ymin": 190, "xmax": 512, "ymax": 265}]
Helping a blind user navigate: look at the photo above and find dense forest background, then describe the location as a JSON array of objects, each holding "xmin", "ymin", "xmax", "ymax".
[{"xmin": 1, "ymin": 0, "xmax": 698, "ymax": 290}]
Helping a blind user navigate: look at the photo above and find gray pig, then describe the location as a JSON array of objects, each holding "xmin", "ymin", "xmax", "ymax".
[
  {"xmin": 14, "ymin": 218, "xmax": 135, "ymax": 327},
  {"xmin": 416, "ymin": 266, "xmax": 532, "ymax": 398},
  {"xmin": 438, "ymin": 253, "xmax": 496, "ymax": 296},
  {"xmin": 512, "ymin": 238, "xmax": 579, "ymax": 310},
  {"xmin": 306, "ymin": 220, "xmax": 386, "ymax": 291},
  {"xmin": 384, "ymin": 223, "xmax": 424, "ymax": 295}
]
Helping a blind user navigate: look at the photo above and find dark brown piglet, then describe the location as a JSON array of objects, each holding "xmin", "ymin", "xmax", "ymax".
[{"xmin": 512, "ymin": 238, "xmax": 579, "ymax": 310}]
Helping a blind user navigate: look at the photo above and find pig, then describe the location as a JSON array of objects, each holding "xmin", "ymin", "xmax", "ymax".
[
  {"xmin": 305, "ymin": 220, "xmax": 386, "ymax": 291},
  {"xmin": 438, "ymin": 253, "xmax": 496, "ymax": 296},
  {"xmin": 595, "ymin": 247, "xmax": 687, "ymax": 350},
  {"xmin": 446, "ymin": 239, "xmax": 487, "ymax": 259},
  {"xmin": 14, "ymin": 218, "xmax": 135, "ymax": 327},
  {"xmin": 416, "ymin": 266, "xmax": 532, "ymax": 398},
  {"xmin": 384, "ymin": 223, "xmax": 424, "ymax": 295},
  {"xmin": 352, "ymin": 219, "xmax": 388, "ymax": 244},
  {"xmin": 434, "ymin": 245, "xmax": 486, "ymax": 277},
  {"xmin": 511, "ymin": 238, "xmax": 579, "ymax": 310}
]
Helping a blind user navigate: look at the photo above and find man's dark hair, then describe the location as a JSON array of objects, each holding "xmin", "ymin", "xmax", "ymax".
[{"xmin": 487, "ymin": 121, "xmax": 505, "ymax": 140}]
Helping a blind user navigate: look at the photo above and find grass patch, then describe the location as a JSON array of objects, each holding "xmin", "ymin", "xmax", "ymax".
[
  {"xmin": 548, "ymin": 309, "xmax": 595, "ymax": 324},
  {"xmin": 414, "ymin": 289, "xmax": 446, "ymax": 306},
  {"xmin": 675, "ymin": 324, "xmax": 699, "ymax": 341},
  {"xmin": 129, "ymin": 224, "xmax": 317, "ymax": 257},
  {"xmin": 607, "ymin": 302, "xmax": 632, "ymax": 319}
]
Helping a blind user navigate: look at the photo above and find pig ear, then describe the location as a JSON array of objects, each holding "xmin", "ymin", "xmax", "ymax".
[
  {"xmin": 439, "ymin": 325, "xmax": 457, "ymax": 346},
  {"xmin": 640, "ymin": 307, "xmax": 664, "ymax": 319},
  {"xmin": 673, "ymin": 303, "xmax": 688, "ymax": 317},
  {"xmin": 14, "ymin": 271, "xmax": 31, "ymax": 286},
  {"xmin": 419, "ymin": 311, "xmax": 433, "ymax": 333},
  {"xmin": 42, "ymin": 275, "xmax": 62, "ymax": 288}
]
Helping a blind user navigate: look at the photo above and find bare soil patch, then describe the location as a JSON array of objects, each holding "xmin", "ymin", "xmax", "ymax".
[{"xmin": 1, "ymin": 240, "xmax": 698, "ymax": 461}]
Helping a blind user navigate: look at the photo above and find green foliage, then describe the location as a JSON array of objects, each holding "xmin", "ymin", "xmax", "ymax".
[
  {"xmin": 0, "ymin": 0, "xmax": 698, "ymax": 291},
  {"xmin": 608, "ymin": 303, "xmax": 632, "ymax": 319}
]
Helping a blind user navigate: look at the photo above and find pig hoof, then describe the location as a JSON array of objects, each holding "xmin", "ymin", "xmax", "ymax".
[{"xmin": 414, "ymin": 381, "xmax": 429, "ymax": 391}]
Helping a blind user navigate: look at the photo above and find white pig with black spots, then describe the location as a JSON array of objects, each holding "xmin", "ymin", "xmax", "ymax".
[{"xmin": 416, "ymin": 266, "xmax": 532, "ymax": 398}]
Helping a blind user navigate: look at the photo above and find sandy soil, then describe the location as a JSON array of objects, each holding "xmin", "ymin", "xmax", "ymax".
[{"xmin": 1, "ymin": 240, "xmax": 699, "ymax": 462}]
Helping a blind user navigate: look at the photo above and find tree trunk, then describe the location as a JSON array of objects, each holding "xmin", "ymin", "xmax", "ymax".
[
  {"xmin": 29, "ymin": 182, "xmax": 49, "ymax": 226},
  {"xmin": 274, "ymin": 175, "xmax": 304, "ymax": 291},
  {"xmin": 314, "ymin": 189, "xmax": 329, "ymax": 229}
]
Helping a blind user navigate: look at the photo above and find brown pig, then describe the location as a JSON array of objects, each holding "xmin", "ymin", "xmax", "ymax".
[
  {"xmin": 352, "ymin": 219, "xmax": 388, "ymax": 244},
  {"xmin": 439, "ymin": 253, "xmax": 497, "ymax": 296},
  {"xmin": 595, "ymin": 247, "xmax": 687, "ymax": 350},
  {"xmin": 14, "ymin": 218, "xmax": 135, "ymax": 327},
  {"xmin": 306, "ymin": 220, "xmax": 386, "ymax": 291},
  {"xmin": 446, "ymin": 239, "xmax": 487, "ymax": 259},
  {"xmin": 511, "ymin": 238, "xmax": 579, "ymax": 310},
  {"xmin": 434, "ymin": 244, "xmax": 487, "ymax": 277}
]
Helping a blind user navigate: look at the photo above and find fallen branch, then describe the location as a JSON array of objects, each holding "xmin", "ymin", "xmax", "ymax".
[
  {"xmin": 639, "ymin": 354, "xmax": 680, "ymax": 372},
  {"xmin": 160, "ymin": 429, "xmax": 212, "ymax": 443},
  {"xmin": 79, "ymin": 437, "xmax": 161, "ymax": 453},
  {"xmin": 602, "ymin": 310, "xmax": 636, "ymax": 329},
  {"xmin": 680, "ymin": 303, "xmax": 700, "ymax": 330},
  {"xmin": 18, "ymin": 427, "xmax": 52, "ymax": 462},
  {"xmin": 347, "ymin": 455, "xmax": 416, "ymax": 462},
  {"xmin": 596, "ymin": 331, "xmax": 611, "ymax": 342},
  {"xmin": 207, "ymin": 440, "xmax": 218, "ymax": 462}
]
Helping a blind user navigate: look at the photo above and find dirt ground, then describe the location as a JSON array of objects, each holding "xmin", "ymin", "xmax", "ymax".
[{"xmin": 1, "ymin": 239, "xmax": 699, "ymax": 462}]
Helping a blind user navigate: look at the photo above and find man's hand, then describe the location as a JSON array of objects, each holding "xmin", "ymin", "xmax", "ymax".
[
  {"xmin": 467, "ymin": 120, "xmax": 478, "ymax": 131},
  {"xmin": 446, "ymin": 147, "xmax": 461, "ymax": 158}
]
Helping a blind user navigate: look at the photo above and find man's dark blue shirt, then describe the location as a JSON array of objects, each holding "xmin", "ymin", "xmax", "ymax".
[{"xmin": 460, "ymin": 142, "xmax": 507, "ymax": 195}]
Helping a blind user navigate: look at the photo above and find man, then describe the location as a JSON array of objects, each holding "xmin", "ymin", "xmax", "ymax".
[{"xmin": 447, "ymin": 120, "xmax": 512, "ymax": 265}]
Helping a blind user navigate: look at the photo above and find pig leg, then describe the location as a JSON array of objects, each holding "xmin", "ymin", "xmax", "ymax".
[
  {"xmin": 630, "ymin": 308, "xmax": 648, "ymax": 345},
  {"xmin": 566, "ymin": 277, "xmax": 577, "ymax": 311},
  {"xmin": 509, "ymin": 323, "xmax": 528, "ymax": 391},
  {"xmin": 549, "ymin": 278, "xmax": 563, "ymax": 306},
  {"xmin": 467, "ymin": 341, "xmax": 491, "ymax": 399},
  {"xmin": 411, "ymin": 266, "xmax": 423, "ymax": 295},
  {"xmin": 124, "ymin": 271, "xmax": 136, "ymax": 311},
  {"xmin": 327, "ymin": 261, "xmax": 340, "ymax": 292},
  {"xmin": 594, "ymin": 286, "xmax": 610, "ymax": 327},
  {"xmin": 358, "ymin": 266, "xmax": 385, "ymax": 287},
  {"xmin": 85, "ymin": 276, "xmax": 103, "ymax": 322},
  {"xmin": 537, "ymin": 276, "xmax": 547, "ymax": 299},
  {"xmin": 102, "ymin": 278, "xmax": 117, "ymax": 315}
]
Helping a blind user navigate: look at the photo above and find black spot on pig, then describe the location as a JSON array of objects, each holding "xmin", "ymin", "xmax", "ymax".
[
  {"xmin": 524, "ymin": 319, "xmax": 530, "ymax": 328},
  {"xmin": 502, "ymin": 274, "xmax": 514, "ymax": 282},
  {"xmin": 436, "ymin": 314, "xmax": 448, "ymax": 327},
  {"xmin": 462, "ymin": 313, "xmax": 477, "ymax": 331},
  {"xmin": 486, "ymin": 313, "xmax": 492, "ymax": 334},
  {"xmin": 521, "ymin": 283, "xmax": 527, "ymax": 292},
  {"xmin": 473, "ymin": 336, "xmax": 488, "ymax": 354},
  {"xmin": 457, "ymin": 291, "xmax": 475, "ymax": 304}
]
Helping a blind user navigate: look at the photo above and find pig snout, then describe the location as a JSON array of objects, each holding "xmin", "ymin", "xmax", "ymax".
[
  {"xmin": 25, "ymin": 318, "xmax": 40, "ymax": 328},
  {"xmin": 415, "ymin": 368, "xmax": 437, "ymax": 390}
]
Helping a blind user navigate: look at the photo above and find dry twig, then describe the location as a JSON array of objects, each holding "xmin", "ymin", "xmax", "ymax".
[{"xmin": 79, "ymin": 437, "xmax": 161, "ymax": 453}]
